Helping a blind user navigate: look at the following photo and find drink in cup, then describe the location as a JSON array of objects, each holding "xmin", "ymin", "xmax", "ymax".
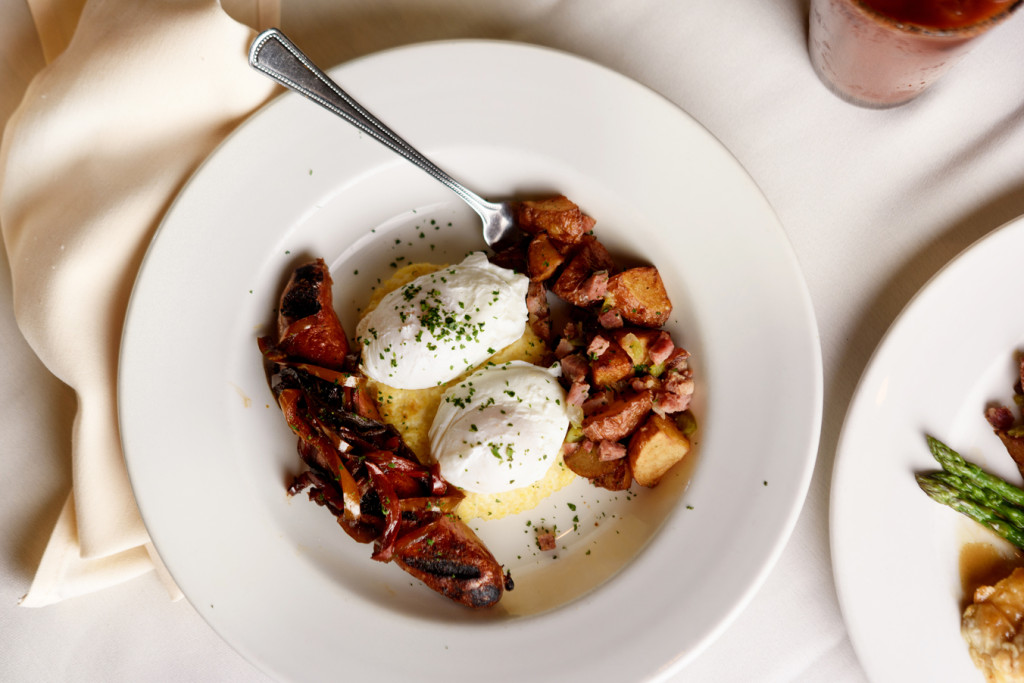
[{"xmin": 809, "ymin": 0, "xmax": 1021, "ymax": 107}]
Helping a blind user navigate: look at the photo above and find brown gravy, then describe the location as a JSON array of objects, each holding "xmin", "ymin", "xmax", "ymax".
[{"xmin": 960, "ymin": 542, "xmax": 1024, "ymax": 608}]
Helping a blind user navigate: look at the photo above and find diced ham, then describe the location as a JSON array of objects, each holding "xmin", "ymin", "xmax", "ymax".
[
  {"xmin": 648, "ymin": 331, "xmax": 675, "ymax": 366},
  {"xmin": 560, "ymin": 353, "xmax": 589, "ymax": 383},
  {"xmin": 597, "ymin": 308, "xmax": 623, "ymax": 329},
  {"xmin": 537, "ymin": 530, "xmax": 557, "ymax": 551},
  {"xmin": 582, "ymin": 389, "xmax": 613, "ymax": 416},
  {"xmin": 653, "ymin": 390, "xmax": 691, "ymax": 416},
  {"xmin": 663, "ymin": 372, "xmax": 694, "ymax": 397},
  {"xmin": 631, "ymin": 376, "xmax": 659, "ymax": 392},
  {"xmin": 577, "ymin": 270, "xmax": 609, "ymax": 304},
  {"xmin": 554, "ymin": 337, "xmax": 576, "ymax": 359},
  {"xmin": 664, "ymin": 346, "xmax": 690, "ymax": 372},
  {"xmin": 567, "ymin": 381, "xmax": 590, "ymax": 407},
  {"xmin": 653, "ymin": 372, "xmax": 694, "ymax": 415},
  {"xmin": 526, "ymin": 280, "xmax": 551, "ymax": 341},
  {"xmin": 587, "ymin": 335, "xmax": 610, "ymax": 358},
  {"xmin": 597, "ymin": 440, "xmax": 627, "ymax": 461}
]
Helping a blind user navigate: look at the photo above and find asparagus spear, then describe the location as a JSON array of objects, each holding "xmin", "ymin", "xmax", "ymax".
[
  {"xmin": 916, "ymin": 473, "xmax": 1024, "ymax": 550},
  {"xmin": 928, "ymin": 470, "xmax": 1024, "ymax": 528},
  {"xmin": 927, "ymin": 435, "xmax": 1024, "ymax": 508}
]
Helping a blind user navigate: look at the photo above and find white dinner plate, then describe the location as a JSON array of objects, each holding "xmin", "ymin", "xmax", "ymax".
[
  {"xmin": 120, "ymin": 40, "xmax": 821, "ymax": 682},
  {"xmin": 832, "ymin": 215, "xmax": 1024, "ymax": 682}
]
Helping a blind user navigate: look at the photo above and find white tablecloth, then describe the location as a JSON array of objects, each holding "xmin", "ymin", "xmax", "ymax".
[{"xmin": 3, "ymin": 0, "xmax": 1023, "ymax": 680}]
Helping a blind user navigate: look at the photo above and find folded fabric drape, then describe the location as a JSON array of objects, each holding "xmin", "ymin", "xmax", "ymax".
[{"xmin": 1, "ymin": 0, "xmax": 280, "ymax": 606}]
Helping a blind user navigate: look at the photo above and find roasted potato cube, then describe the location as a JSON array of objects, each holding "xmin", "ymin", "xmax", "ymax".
[
  {"xmin": 514, "ymin": 195, "xmax": 595, "ymax": 244},
  {"xmin": 590, "ymin": 340, "xmax": 634, "ymax": 387},
  {"xmin": 563, "ymin": 441, "xmax": 620, "ymax": 478},
  {"xmin": 563, "ymin": 442, "xmax": 633, "ymax": 491},
  {"xmin": 628, "ymin": 413, "xmax": 690, "ymax": 487},
  {"xmin": 527, "ymin": 233, "xmax": 565, "ymax": 281},
  {"xmin": 611, "ymin": 328, "xmax": 663, "ymax": 366},
  {"xmin": 605, "ymin": 267, "xmax": 672, "ymax": 327},
  {"xmin": 592, "ymin": 458, "xmax": 632, "ymax": 491},
  {"xmin": 551, "ymin": 236, "xmax": 615, "ymax": 307},
  {"xmin": 582, "ymin": 390, "xmax": 652, "ymax": 442}
]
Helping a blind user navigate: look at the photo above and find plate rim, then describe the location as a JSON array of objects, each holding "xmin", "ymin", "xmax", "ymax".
[
  {"xmin": 830, "ymin": 213, "xmax": 1024, "ymax": 682},
  {"xmin": 119, "ymin": 37, "xmax": 823, "ymax": 682}
]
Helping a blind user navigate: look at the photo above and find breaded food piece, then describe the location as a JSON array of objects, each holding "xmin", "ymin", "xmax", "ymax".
[{"xmin": 963, "ymin": 567, "xmax": 1024, "ymax": 682}]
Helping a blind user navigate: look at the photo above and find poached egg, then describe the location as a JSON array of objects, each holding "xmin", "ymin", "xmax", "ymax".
[
  {"xmin": 355, "ymin": 252, "xmax": 529, "ymax": 390},
  {"xmin": 429, "ymin": 361, "xmax": 570, "ymax": 494}
]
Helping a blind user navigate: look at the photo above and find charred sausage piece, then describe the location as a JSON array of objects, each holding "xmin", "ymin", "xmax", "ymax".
[
  {"xmin": 275, "ymin": 259, "xmax": 350, "ymax": 370},
  {"xmin": 393, "ymin": 515, "xmax": 507, "ymax": 608},
  {"xmin": 582, "ymin": 390, "xmax": 653, "ymax": 442}
]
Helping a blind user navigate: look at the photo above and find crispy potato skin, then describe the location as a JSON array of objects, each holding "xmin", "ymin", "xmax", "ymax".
[
  {"xmin": 590, "ymin": 340, "xmax": 634, "ymax": 387},
  {"xmin": 514, "ymin": 195, "xmax": 595, "ymax": 244},
  {"xmin": 583, "ymin": 390, "xmax": 653, "ymax": 442},
  {"xmin": 527, "ymin": 233, "xmax": 566, "ymax": 281},
  {"xmin": 563, "ymin": 442, "xmax": 632, "ymax": 492},
  {"xmin": 551, "ymin": 236, "xmax": 615, "ymax": 307},
  {"xmin": 605, "ymin": 267, "xmax": 672, "ymax": 327},
  {"xmin": 628, "ymin": 413, "xmax": 691, "ymax": 487}
]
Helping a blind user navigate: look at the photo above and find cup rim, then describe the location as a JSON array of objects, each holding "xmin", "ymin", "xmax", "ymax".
[{"xmin": 852, "ymin": 0, "xmax": 1023, "ymax": 37}]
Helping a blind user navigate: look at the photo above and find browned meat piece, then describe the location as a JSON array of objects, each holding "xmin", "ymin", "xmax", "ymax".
[
  {"xmin": 995, "ymin": 430, "xmax": 1024, "ymax": 481},
  {"xmin": 598, "ymin": 440, "xmax": 627, "ymax": 461},
  {"xmin": 604, "ymin": 266, "xmax": 673, "ymax": 327},
  {"xmin": 587, "ymin": 335, "xmax": 610, "ymax": 358},
  {"xmin": 261, "ymin": 259, "xmax": 510, "ymax": 608},
  {"xmin": 536, "ymin": 530, "xmax": 557, "ymax": 551},
  {"xmin": 597, "ymin": 308, "xmax": 624, "ymax": 329},
  {"xmin": 648, "ymin": 331, "xmax": 675, "ymax": 366},
  {"xmin": 578, "ymin": 270, "xmax": 609, "ymax": 303},
  {"xmin": 582, "ymin": 390, "xmax": 653, "ymax": 442},
  {"xmin": 560, "ymin": 353, "xmax": 590, "ymax": 384},
  {"xmin": 987, "ymin": 405, "xmax": 1015, "ymax": 431},
  {"xmin": 393, "ymin": 515, "xmax": 507, "ymax": 608},
  {"xmin": 514, "ymin": 195, "xmax": 595, "ymax": 245},
  {"xmin": 554, "ymin": 337, "xmax": 577, "ymax": 359},
  {"xmin": 525, "ymin": 280, "xmax": 552, "ymax": 342},
  {"xmin": 273, "ymin": 259, "xmax": 350, "ymax": 370},
  {"xmin": 654, "ymin": 369, "xmax": 694, "ymax": 415},
  {"xmin": 581, "ymin": 388, "xmax": 614, "ymax": 415},
  {"xmin": 566, "ymin": 381, "xmax": 590, "ymax": 407}
]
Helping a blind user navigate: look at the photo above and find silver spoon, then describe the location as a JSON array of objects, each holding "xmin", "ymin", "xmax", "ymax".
[{"xmin": 248, "ymin": 28, "xmax": 520, "ymax": 249}]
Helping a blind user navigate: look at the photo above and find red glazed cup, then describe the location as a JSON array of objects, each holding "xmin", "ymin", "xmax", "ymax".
[{"xmin": 809, "ymin": 0, "xmax": 1022, "ymax": 108}]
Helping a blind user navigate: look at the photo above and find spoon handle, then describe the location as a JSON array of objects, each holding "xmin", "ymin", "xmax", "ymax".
[{"xmin": 248, "ymin": 29, "xmax": 496, "ymax": 217}]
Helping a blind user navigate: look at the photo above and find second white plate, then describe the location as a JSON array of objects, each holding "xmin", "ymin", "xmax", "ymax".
[{"xmin": 833, "ymin": 215, "xmax": 1024, "ymax": 683}]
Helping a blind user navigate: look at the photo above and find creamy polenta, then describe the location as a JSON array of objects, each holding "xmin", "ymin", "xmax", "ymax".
[{"xmin": 360, "ymin": 263, "xmax": 575, "ymax": 521}]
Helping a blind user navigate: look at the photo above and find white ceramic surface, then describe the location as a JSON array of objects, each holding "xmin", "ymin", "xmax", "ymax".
[
  {"xmin": 832, "ymin": 215, "xmax": 1024, "ymax": 683},
  {"xmin": 120, "ymin": 40, "xmax": 822, "ymax": 682}
]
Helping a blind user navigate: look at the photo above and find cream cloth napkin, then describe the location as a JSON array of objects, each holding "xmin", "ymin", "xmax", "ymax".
[{"xmin": 1, "ymin": 0, "xmax": 280, "ymax": 606}]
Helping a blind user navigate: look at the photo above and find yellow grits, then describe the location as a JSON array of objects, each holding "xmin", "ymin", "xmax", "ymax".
[{"xmin": 360, "ymin": 262, "xmax": 576, "ymax": 521}]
